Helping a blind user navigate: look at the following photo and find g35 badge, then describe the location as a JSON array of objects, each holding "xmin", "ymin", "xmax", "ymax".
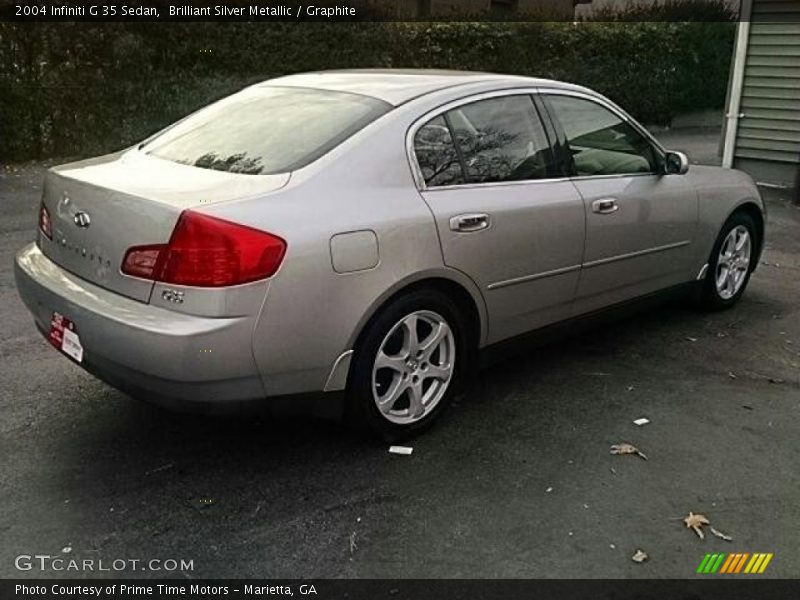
[{"xmin": 161, "ymin": 289, "xmax": 185, "ymax": 304}]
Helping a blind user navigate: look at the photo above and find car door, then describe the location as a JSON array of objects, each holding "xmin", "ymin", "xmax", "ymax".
[
  {"xmin": 540, "ymin": 91, "xmax": 698, "ymax": 315},
  {"xmin": 410, "ymin": 92, "xmax": 586, "ymax": 344}
]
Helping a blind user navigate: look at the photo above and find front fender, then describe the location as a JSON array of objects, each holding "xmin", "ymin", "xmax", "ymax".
[{"xmin": 686, "ymin": 166, "xmax": 765, "ymax": 276}]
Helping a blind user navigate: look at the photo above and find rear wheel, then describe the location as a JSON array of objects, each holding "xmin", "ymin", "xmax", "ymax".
[
  {"xmin": 347, "ymin": 289, "xmax": 467, "ymax": 441},
  {"xmin": 697, "ymin": 212, "xmax": 757, "ymax": 310}
]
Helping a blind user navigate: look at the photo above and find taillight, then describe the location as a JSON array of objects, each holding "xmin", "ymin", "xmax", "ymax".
[
  {"xmin": 39, "ymin": 203, "xmax": 52, "ymax": 239},
  {"xmin": 121, "ymin": 211, "xmax": 286, "ymax": 287}
]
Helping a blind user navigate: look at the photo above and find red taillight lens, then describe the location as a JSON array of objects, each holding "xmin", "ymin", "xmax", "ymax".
[
  {"xmin": 121, "ymin": 211, "xmax": 286, "ymax": 288},
  {"xmin": 39, "ymin": 204, "xmax": 52, "ymax": 239}
]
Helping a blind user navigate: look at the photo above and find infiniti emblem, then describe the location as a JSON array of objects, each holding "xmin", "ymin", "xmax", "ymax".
[{"xmin": 73, "ymin": 211, "xmax": 91, "ymax": 228}]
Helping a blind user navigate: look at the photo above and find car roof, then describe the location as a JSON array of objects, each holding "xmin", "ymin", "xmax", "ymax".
[{"xmin": 256, "ymin": 69, "xmax": 589, "ymax": 106}]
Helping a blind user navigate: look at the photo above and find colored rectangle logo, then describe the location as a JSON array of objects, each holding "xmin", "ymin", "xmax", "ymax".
[{"xmin": 697, "ymin": 552, "xmax": 773, "ymax": 575}]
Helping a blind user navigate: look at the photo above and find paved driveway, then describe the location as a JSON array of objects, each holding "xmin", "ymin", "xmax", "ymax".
[{"xmin": 1, "ymin": 133, "xmax": 798, "ymax": 578}]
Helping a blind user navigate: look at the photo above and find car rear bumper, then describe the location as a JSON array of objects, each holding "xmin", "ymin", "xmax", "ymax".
[{"xmin": 14, "ymin": 243, "xmax": 267, "ymax": 406}]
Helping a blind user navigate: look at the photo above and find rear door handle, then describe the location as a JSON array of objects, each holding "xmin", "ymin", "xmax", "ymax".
[
  {"xmin": 592, "ymin": 198, "xmax": 619, "ymax": 215},
  {"xmin": 450, "ymin": 213, "xmax": 490, "ymax": 232}
]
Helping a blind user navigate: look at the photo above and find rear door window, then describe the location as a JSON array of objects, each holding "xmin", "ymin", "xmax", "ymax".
[
  {"xmin": 450, "ymin": 95, "xmax": 556, "ymax": 183},
  {"xmin": 414, "ymin": 116, "xmax": 466, "ymax": 187},
  {"xmin": 142, "ymin": 86, "xmax": 391, "ymax": 175},
  {"xmin": 413, "ymin": 94, "xmax": 557, "ymax": 188}
]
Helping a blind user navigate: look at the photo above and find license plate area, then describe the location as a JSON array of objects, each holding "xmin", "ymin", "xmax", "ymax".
[{"xmin": 48, "ymin": 311, "xmax": 84, "ymax": 363}]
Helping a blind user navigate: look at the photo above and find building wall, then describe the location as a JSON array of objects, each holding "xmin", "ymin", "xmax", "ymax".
[{"xmin": 728, "ymin": 0, "xmax": 800, "ymax": 186}]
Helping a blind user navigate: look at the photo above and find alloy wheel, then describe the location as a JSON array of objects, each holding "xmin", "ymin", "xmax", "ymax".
[
  {"xmin": 715, "ymin": 225, "xmax": 752, "ymax": 300},
  {"xmin": 371, "ymin": 310, "xmax": 456, "ymax": 425}
]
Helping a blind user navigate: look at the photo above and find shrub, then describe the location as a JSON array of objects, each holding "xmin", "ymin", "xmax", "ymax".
[{"xmin": 0, "ymin": 20, "xmax": 734, "ymax": 161}]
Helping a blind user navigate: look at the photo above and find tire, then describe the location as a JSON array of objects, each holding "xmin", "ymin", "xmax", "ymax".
[
  {"xmin": 696, "ymin": 211, "xmax": 758, "ymax": 311},
  {"xmin": 346, "ymin": 288, "xmax": 468, "ymax": 441}
]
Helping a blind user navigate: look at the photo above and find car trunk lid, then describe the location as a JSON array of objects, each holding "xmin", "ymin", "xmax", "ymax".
[{"xmin": 39, "ymin": 149, "xmax": 289, "ymax": 303}]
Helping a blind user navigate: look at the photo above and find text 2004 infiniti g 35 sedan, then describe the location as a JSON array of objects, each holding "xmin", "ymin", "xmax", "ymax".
[{"xmin": 15, "ymin": 70, "xmax": 765, "ymax": 438}]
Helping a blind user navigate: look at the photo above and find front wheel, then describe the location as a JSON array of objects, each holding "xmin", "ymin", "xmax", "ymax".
[
  {"xmin": 347, "ymin": 289, "xmax": 467, "ymax": 441},
  {"xmin": 697, "ymin": 211, "xmax": 757, "ymax": 310}
]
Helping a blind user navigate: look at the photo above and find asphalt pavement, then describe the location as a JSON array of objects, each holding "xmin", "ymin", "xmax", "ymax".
[{"xmin": 1, "ymin": 131, "xmax": 799, "ymax": 579}]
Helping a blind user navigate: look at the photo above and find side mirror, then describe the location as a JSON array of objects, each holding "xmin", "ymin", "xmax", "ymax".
[{"xmin": 665, "ymin": 151, "xmax": 690, "ymax": 175}]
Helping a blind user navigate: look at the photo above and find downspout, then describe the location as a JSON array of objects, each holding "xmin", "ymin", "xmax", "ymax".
[{"xmin": 722, "ymin": 0, "xmax": 754, "ymax": 168}]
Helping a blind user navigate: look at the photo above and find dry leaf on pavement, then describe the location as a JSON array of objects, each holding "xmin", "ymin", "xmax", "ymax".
[
  {"xmin": 684, "ymin": 512, "xmax": 710, "ymax": 539},
  {"xmin": 631, "ymin": 549, "xmax": 649, "ymax": 563},
  {"xmin": 610, "ymin": 443, "xmax": 648, "ymax": 460},
  {"xmin": 710, "ymin": 526, "xmax": 733, "ymax": 541}
]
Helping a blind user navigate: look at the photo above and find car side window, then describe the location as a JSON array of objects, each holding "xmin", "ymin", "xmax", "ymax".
[
  {"xmin": 413, "ymin": 116, "xmax": 466, "ymax": 188},
  {"xmin": 448, "ymin": 95, "xmax": 556, "ymax": 184},
  {"xmin": 545, "ymin": 95, "xmax": 660, "ymax": 177}
]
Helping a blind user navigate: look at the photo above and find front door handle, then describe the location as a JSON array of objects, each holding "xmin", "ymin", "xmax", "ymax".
[
  {"xmin": 450, "ymin": 213, "xmax": 490, "ymax": 232},
  {"xmin": 592, "ymin": 198, "xmax": 619, "ymax": 215}
]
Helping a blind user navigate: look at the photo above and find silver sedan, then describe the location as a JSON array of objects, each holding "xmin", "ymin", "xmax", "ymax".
[{"xmin": 15, "ymin": 70, "xmax": 765, "ymax": 438}]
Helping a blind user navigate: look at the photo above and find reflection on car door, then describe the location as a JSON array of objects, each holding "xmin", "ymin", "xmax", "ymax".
[
  {"xmin": 413, "ymin": 93, "xmax": 586, "ymax": 344},
  {"xmin": 540, "ymin": 92, "xmax": 698, "ymax": 315}
]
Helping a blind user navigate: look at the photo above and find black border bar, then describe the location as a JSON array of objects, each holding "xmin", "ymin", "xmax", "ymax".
[
  {"xmin": 0, "ymin": 0, "xmax": 766, "ymax": 22},
  {"xmin": 4, "ymin": 579, "xmax": 800, "ymax": 600}
]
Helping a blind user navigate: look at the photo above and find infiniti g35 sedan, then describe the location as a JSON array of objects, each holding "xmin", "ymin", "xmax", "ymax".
[{"xmin": 15, "ymin": 70, "xmax": 765, "ymax": 438}]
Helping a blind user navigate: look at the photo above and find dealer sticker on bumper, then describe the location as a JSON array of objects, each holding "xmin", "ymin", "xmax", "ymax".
[{"xmin": 48, "ymin": 312, "xmax": 84, "ymax": 363}]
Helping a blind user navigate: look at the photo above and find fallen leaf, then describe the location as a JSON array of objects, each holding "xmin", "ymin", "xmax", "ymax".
[
  {"xmin": 686, "ymin": 337, "xmax": 698, "ymax": 342},
  {"xmin": 710, "ymin": 526, "xmax": 733, "ymax": 542},
  {"xmin": 631, "ymin": 549, "xmax": 649, "ymax": 563},
  {"xmin": 728, "ymin": 371, "xmax": 737, "ymax": 379},
  {"xmin": 633, "ymin": 417, "xmax": 650, "ymax": 426},
  {"xmin": 610, "ymin": 443, "xmax": 648, "ymax": 460},
  {"xmin": 684, "ymin": 512, "xmax": 710, "ymax": 539},
  {"xmin": 349, "ymin": 531, "xmax": 358, "ymax": 554},
  {"xmin": 145, "ymin": 463, "xmax": 174, "ymax": 476}
]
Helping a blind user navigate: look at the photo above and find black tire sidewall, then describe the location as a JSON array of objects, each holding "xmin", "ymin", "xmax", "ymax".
[
  {"xmin": 347, "ymin": 288, "xmax": 468, "ymax": 441},
  {"xmin": 702, "ymin": 212, "xmax": 757, "ymax": 310}
]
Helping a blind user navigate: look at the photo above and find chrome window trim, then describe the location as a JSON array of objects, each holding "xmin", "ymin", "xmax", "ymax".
[
  {"xmin": 417, "ymin": 175, "xmax": 573, "ymax": 192},
  {"xmin": 406, "ymin": 86, "xmax": 668, "ymax": 192}
]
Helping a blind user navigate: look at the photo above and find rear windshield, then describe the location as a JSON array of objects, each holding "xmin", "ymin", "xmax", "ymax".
[{"xmin": 141, "ymin": 86, "xmax": 391, "ymax": 175}]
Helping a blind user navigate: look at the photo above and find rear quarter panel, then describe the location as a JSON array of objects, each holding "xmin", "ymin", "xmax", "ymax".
[{"xmin": 201, "ymin": 101, "xmax": 487, "ymax": 396}]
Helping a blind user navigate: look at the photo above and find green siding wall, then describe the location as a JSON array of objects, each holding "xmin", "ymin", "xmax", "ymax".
[{"xmin": 734, "ymin": 2, "xmax": 800, "ymax": 184}]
